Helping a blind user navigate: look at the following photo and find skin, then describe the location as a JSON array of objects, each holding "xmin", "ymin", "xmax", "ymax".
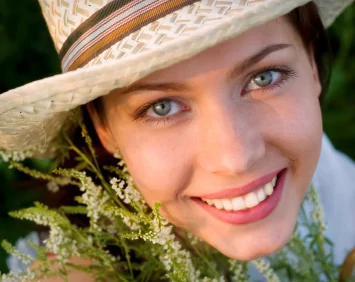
[{"xmin": 89, "ymin": 16, "xmax": 323, "ymax": 261}]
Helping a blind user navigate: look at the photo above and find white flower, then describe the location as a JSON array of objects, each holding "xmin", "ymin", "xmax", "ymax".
[
  {"xmin": 110, "ymin": 175, "xmax": 146, "ymax": 210},
  {"xmin": 0, "ymin": 146, "xmax": 45, "ymax": 162},
  {"xmin": 47, "ymin": 181, "xmax": 60, "ymax": 193},
  {"xmin": 122, "ymin": 216, "xmax": 140, "ymax": 230},
  {"xmin": 252, "ymin": 258, "xmax": 280, "ymax": 282},
  {"xmin": 1, "ymin": 269, "xmax": 35, "ymax": 282},
  {"xmin": 228, "ymin": 259, "xmax": 249, "ymax": 282}
]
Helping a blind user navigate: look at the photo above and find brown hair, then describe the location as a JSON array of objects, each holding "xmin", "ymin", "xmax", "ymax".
[{"xmin": 286, "ymin": 2, "xmax": 332, "ymax": 103}]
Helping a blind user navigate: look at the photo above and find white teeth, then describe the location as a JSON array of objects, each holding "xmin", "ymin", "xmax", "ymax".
[
  {"xmin": 271, "ymin": 176, "xmax": 277, "ymax": 187},
  {"xmin": 245, "ymin": 192, "xmax": 259, "ymax": 208},
  {"xmin": 221, "ymin": 199, "xmax": 233, "ymax": 211},
  {"xmin": 205, "ymin": 199, "xmax": 213, "ymax": 206},
  {"xmin": 212, "ymin": 199, "xmax": 223, "ymax": 209},
  {"xmin": 264, "ymin": 182, "xmax": 274, "ymax": 196},
  {"xmin": 256, "ymin": 188, "xmax": 266, "ymax": 202},
  {"xmin": 202, "ymin": 174, "xmax": 278, "ymax": 211},
  {"xmin": 232, "ymin": 197, "xmax": 246, "ymax": 211}
]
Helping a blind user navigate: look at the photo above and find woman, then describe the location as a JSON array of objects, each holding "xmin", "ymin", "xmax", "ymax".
[{"xmin": 1, "ymin": 0, "xmax": 354, "ymax": 281}]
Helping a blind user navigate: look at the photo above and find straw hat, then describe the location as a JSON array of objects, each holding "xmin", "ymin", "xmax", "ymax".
[{"xmin": 0, "ymin": 0, "xmax": 353, "ymax": 157}]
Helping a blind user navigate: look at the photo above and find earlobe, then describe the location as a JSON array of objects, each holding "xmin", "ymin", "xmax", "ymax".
[{"xmin": 86, "ymin": 103, "xmax": 117, "ymax": 154}]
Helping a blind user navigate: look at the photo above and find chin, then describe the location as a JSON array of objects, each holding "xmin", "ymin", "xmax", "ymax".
[
  {"xmin": 217, "ymin": 233, "xmax": 292, "ymax": 261},
  {"xmin": 210, "ymin": 210, "xmax": 298, "ymax": 261}
]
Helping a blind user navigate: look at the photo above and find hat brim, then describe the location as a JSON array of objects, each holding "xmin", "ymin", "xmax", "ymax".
[{"xmin": 0, "ymin": 0, "xmax": 352, "ymax": 157}]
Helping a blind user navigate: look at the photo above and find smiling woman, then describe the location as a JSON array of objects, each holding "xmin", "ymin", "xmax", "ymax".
[
  {"xmin": 87, "ymin": 14, "xmax": 324, "ymax": 261},
  {"xmin": 1, "ymin": 0, "xmax": 355, "ymax": 281}
]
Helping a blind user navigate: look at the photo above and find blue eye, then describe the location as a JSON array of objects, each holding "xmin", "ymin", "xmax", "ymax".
[
  {"xmin": 151, "ymin": 100, "xmax": 172, "ymax": 116},
  {"xmin": 245, "ymin": 70, "xmax": 281, "ymax": 91},
  {"xmin": 146, "ymin": 99, "xmax": 181, "ymax": 117}
]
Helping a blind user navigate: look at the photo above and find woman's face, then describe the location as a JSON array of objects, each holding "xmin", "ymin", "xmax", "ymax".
[{"xmin": 91, "ymin": 16, "xmax": 323, "ymax": 260}]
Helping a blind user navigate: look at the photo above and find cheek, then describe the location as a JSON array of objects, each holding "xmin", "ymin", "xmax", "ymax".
[
  {"xmin": 262, "ymin": 74, "xmax": 323, "ymax": 203},
  {"xmin": 116, "ymin": 131, "xmax": 193, "ymax": 205},
  {"xmin": 283, "ymin": 86, "xmax": 322, "ymax": 157},
  {"xmin": 261, "ymin": 73, "xmax": 322, "ymax": 157}
]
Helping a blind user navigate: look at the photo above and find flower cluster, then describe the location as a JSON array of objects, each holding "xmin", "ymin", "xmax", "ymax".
[
  {"xmin": 308, "ymin": 186, "xmax": 326, "ymax": 232},
  {"xmin": 252, "ymin": 259, "xmax": 280, "ymax": 282},
  {"xmin": 149, "ymin": 205, "xmax": 201, "ymax": 281},
  {"xmin": 2, "ymin": 269, "xmax": 35, "ymax": 282},
  {"xmin": 1, "ymin": 241, "xmax": 33, "ymax": 266},
  {"xmin": 228, "ymin": 260, "xmax": 248, "ymax": 282},
  {"xmin": 0, "ymin": 145, "xmax": 47, "ymax": 162},
  {"xmin": 0, "ymin": 120, "xmax": 351, "ymax": 281},
  {"xmin": 8, "ymin": 202, "xmax": 81, "ymax": 263},
  {"xmin": 0, "ymin": 150, "xmax": 32, "ymax": 163}
]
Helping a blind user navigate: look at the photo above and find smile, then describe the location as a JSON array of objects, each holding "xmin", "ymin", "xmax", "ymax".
[
  {"xmin": 201, "ymin": 176, "xmax": 277, "ymax": 211},
  {"xmin": 194, "ymin": 168, "xmax": 287, "ymax": 225}
]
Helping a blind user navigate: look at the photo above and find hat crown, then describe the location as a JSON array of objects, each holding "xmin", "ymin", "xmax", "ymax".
[
  {"xmin": 38, "ymin": 0, "xmax": 354, "ymax": 56},
  {"xmin": 38, "ymin": 0, "xmax": 114, "ymax": 52},
  {"xmin": 38, "ymin": 0, "xmax": 283, "ymax": 72}
]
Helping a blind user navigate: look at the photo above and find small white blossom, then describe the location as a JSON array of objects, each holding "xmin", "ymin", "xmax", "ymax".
[
  {"xmin": 81, "ymin": 180, "xmax": 110, "ymax": 232},
  {"xmin": 121, "ymin": 216, "xmax": 140, "ymax": 230},
  {"xmin": 47, "ymin": 181, "xmax": 60, "ymax": 192},
  {"xmin": 228, "ymin": 260, "xmax": 249, "ymax": 282},
  {"xmin": 110, "ymin": 175, "xmax": 146, "ymax": 210},
  {"xmin": 186, "ymin": 232, "xmax": 203, "ymax": 246},
  {"xmin": 308, "ymin": 186, "xmax": 326, "ymax": 231},
  {"xmin": 0, "ymin": 146, "xmax": 45, "ymax": 162},
  {"xmin": 113, "ymin": 150, "xmax": 122, "ymax": 159},
  {"xmin": 252, "ymin": 258, "xmax": 280, "ymax": 282}
]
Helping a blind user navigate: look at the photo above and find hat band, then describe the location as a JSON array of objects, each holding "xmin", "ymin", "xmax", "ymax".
[{"xmin": 59, "ymin": 0, "xmax": 199, "ymax": 72}]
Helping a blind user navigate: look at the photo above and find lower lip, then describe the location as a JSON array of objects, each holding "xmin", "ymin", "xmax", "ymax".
[{"xmin": 194, "ymin": 168, "xmax": 287, "ymax": 225}]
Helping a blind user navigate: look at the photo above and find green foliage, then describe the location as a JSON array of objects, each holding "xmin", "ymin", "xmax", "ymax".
[
  {"xmin": 0, "ymin": 0, "xmax": 354, "ymax": 277},
  {"xmin": 0, "ymin": 118, "xmax": 352, "ymax": 281},
  {"xmin": 0, "ymin": 0, "xmax": 60, "ymax": 93},
  {"xmin": 323, "ymin": 5, "xmax": 355, "ymax": 159},
  {"xmin": 0, "ymin": 0, "xmax": 60, "ymax": 271},
  {"xmin": 0, "ymin": 159, "xmax": 46, "ymax": 273}
]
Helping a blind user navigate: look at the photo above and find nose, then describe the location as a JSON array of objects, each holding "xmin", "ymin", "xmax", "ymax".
[{"xmin": 196, "ymin": 100, "xmax": 266, "ymax": 176}]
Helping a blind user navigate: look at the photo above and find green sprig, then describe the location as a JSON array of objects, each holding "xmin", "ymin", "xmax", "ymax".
[{"xmin": 1, "ymin": 112, "xmax": 350, "ymax": 281}]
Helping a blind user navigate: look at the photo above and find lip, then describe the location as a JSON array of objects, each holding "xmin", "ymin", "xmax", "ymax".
[
  {"xmin": 194, "ymin": 168, "xmax": 287, "ymax": 225},
  {"xmin": 197, "ymin": 168, "xmax": 283, "ymax": 199}
]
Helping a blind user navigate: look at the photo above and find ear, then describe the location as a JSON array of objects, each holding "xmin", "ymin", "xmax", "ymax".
[
  {"xmin": 86, "ymin": 102, "xmax": 117, "ymax": 154},
  {"xmin": 308, "ymin": 47, "xmax": 322, "ymax": 98}
]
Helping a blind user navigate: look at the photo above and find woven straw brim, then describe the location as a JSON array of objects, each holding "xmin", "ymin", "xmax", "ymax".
[{"xmin": 0, "ymin": 0, "xmax": 353, "ymax": 157}]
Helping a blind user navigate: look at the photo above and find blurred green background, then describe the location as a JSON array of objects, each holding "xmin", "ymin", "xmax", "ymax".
[{"xmin": 0, "ymin": 1, "xmax": 354, "ymax": 274}]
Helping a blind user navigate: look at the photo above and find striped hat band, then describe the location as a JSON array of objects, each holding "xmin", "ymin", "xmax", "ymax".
[{"xmin": 59, "ymin": 0, "xmax": 198, "ymax": 72}]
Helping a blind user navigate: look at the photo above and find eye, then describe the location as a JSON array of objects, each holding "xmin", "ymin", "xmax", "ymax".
[
  {"xmin": 245, "ymin": 70, "xmax": 281, "ymax": 91},
  {"xmin": 145, "ymin": 99, "xmax": 182, "ymax": 118},
  {"xmin": 133, "ymin": 98, "xmax": 189, "ymax": 125}
]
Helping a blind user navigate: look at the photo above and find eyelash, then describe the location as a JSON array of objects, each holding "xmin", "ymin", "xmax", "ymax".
[
  {"xmin": 243, "ymin": 66, "xmax": 296, "ymax": 94},
  {"xmin": 134, "ymin": 66, "xmax": 296, "ymax": 125},
  {"xmin": 133, "ymin": 98, "xmax": 187, "ymax": 123}
]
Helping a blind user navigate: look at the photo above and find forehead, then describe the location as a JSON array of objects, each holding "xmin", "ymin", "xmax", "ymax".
[{"xmin": 136, "ymin": 16, "xmax": 301, "ymax": 84}]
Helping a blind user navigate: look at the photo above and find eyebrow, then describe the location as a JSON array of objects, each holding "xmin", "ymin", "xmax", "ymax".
[
  {"xmin": 118, "ymin": 43, "xmax": 292, "ymax": 95},
  {"xmin": 229, "ymin": 43, "xmax": 291, "ymax": 78}
]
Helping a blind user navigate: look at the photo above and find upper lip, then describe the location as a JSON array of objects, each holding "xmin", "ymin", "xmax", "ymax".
[{"xmin": 197, "ymin": 168, "xmax": 284, "ymax": 199}]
